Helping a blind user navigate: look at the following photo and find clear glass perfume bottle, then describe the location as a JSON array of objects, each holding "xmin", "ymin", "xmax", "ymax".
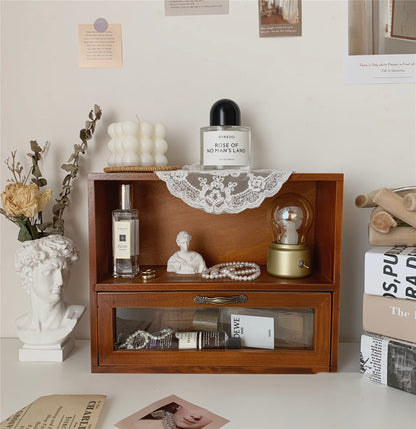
[
  {"xmin": 200, "ymin": 99, "xmax": 251, "ymax": 170},
  {"xmin": 112, "ymin": 184, "xmax": 139, "ymax": 278}
]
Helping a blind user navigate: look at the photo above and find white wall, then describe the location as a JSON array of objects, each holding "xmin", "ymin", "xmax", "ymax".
[{"xmin": 1, "ymin": 0, "xmax": 415, "ymax": 342}]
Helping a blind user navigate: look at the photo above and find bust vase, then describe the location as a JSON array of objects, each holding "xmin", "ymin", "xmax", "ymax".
[{"xmin": 14, "ymin": 235, "xmax": 85, "ymax": 361}]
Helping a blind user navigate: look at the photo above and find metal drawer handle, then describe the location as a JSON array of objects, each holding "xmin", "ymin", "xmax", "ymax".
[{"xmin": 193, "ymin": 294, "xmax": 248, "ymax": 305}]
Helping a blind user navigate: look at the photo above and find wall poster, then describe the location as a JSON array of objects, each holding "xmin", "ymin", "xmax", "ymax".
[
  {"xmin": 165, "ymin": 0, "xmax": 229, "ymax": 16},
  {"xmin": 258, "ymin": 0, "xmax": 302, "ymax": 37},
  {"xmin": 344, "ymin": 0, "xmax": 415, "ymax": 84}
]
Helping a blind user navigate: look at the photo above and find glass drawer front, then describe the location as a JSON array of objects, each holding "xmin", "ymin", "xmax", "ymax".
[
  {"xmin": 115, "ymin": 307, "xmax": 314, "ymax": 351},
  {"xmin": 96, "ymin": 292, "xmax": 331, "ymax": 372}
]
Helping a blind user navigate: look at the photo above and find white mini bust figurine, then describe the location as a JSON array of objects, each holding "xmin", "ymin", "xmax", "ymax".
[
  {"xmin": 14, "ymin": 235, "xmax": 85, "ymax": 361},
  {"xmin": 167, "ymin": 231, "xmax": 206, "ymax": 274}
]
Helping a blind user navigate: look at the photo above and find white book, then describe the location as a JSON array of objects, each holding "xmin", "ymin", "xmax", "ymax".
[
  {"xmin": 364, "ymin": 246, "xmax": 416, "ymax": 300},
  {"xmin": 360, "ymin": 333, "xmax": 416, "ymax": 395}
]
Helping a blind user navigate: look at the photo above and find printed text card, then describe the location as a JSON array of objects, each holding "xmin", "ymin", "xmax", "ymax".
[{"xmin": 79, "ymin": 23, "xmax": 122, "ymax": 68}]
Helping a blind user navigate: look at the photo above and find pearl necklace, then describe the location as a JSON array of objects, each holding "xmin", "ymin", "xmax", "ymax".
[
  {"xmin": 118, "ymin": 328, "xmax": 173, "ymax": 350},
  {"xmin": 202, "ymin": 262, "xmax": 261, "ymax": 281}
]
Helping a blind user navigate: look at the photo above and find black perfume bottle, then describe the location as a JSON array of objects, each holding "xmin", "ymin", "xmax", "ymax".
[{"xmin": 200, "ymin": 99, "xmax": 251, "ymax": 170}]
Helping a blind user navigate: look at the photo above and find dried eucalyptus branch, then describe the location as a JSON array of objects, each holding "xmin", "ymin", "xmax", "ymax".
[
  {"xmin": 27, "ymin": 141, "xmax": 49, "ymax": 225},
  {"xmin": 28, "ymin": 140, "xmax": 49, "ymax": 188},
  {"xmin": 52, "ymin": 104, "xmax": 102, "ymax": 234}
]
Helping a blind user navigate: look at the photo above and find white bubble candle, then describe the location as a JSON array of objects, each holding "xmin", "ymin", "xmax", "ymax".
[{"xmin": 106, "ymin": 119, "xmax": 169, "ymax": 168}]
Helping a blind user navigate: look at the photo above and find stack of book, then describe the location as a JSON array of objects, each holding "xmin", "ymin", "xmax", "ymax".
[
  {"xmin": 361, "ymin": 247, "xmax": 416, "ymax": 395},
  {"xmin": 355, "ymin": 187, "xmax": 416, "ymax": 395}
]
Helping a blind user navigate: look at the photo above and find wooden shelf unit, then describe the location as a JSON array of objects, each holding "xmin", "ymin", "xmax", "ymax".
[{"xmin": 88, "ymin": 172, "xmax": 343, "ymax": 373}]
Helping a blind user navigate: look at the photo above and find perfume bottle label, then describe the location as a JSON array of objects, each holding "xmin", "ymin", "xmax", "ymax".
[
  {"xmin": 115, "ymin": 221, "xmax": 131, "ymax": 259},
  {"xmin": 176, "ymin": 332, "xmax": 198, "ymax": 349},
  {"xmin": 202, "ymin": 130, "xmax": 249, "ymax": 166}
]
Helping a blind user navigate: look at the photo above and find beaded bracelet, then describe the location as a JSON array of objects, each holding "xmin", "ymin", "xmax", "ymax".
[{"xmin": 118, "ymin": 328, "xmax": 173, "ymax": 350}]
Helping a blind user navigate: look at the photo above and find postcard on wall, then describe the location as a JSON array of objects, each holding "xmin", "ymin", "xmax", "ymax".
[
  {"xmin": 343, "ymin": 0, "xmax": 416, "ymax": 84},
  {"xmin": 79, "ymin": 19, "xmax": 122, "ymax": 68},
  {"xmin": 1, "ymin": 394, "xmax": 106, "ymax": 429},
  {"xmin": 115, "ymin": 394, "xmax": 229, "ymax": 429},
  {"xmin": 258, "ymin": 0, "xmax": 302, "ymax": 37},
  {"xmin": 165, "ymin": 0, "xmax": 229, "ymax": 16}
]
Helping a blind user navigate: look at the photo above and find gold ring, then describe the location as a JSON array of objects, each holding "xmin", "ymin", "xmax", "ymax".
[{"xmin": 141, "ymin": 269, "xmax": 156, "ymax": 280}]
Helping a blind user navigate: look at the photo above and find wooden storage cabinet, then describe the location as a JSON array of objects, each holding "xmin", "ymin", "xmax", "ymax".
[{"xmin": 88, "ymin": 172, "xmax": 343, "ymax": 373}]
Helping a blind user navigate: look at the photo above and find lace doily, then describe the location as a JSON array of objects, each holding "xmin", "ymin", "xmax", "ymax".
[{"xmin": 155, "ymin": 167, "xmax": 292, "ymax": 214}]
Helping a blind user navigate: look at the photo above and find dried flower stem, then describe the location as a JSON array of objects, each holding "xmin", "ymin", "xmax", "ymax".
[
  {"xmin": 0, "ymin": 208, "xmax": 19, "ymax": 225},
  {"xmin": 5, "ymin": 151, "xmax": 27, "ymax": 184}
]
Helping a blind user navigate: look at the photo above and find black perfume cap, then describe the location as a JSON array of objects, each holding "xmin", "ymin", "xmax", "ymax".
[
  {"xmin": 210, "ymin": 99, "xmax": 241, "ymax": 126},
  {"xmin": 226, "ymin": 336, "xmax": 242, "ymax": 349}
]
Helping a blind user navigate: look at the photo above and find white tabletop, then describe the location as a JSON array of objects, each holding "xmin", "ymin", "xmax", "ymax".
[{"xmin": 1, "ymin": 339, "xmax": 415, "ymax": 428}]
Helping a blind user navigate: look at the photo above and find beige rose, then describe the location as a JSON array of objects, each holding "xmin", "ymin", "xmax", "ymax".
[{"xmin": 1, "ymin": 183, "xmax": 52, "ymax": 218}]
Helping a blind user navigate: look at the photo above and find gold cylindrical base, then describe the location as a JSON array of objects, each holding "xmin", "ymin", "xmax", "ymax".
[{"xmin": 267, "ymin": 243, "xmax": 312, "ymax": 278}]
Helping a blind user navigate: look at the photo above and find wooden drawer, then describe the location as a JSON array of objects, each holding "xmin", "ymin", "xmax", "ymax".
[{"xmin": 93, "ymin": 291, "xmax": 332, "ymax": 374}]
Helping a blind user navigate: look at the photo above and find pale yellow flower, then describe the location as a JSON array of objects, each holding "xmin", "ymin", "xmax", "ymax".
[{"xmin": 1, "ymin": 183, "xmax": 52, "ymax": 218}]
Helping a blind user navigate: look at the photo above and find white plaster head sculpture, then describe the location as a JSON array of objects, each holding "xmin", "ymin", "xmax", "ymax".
[
  {"xmin": 167, "ymin": 231, "xmax": 207, "ymax": 274},
  {"xmin": 14, "ymin": 234, "xmax": 85, "ymax": 346}
]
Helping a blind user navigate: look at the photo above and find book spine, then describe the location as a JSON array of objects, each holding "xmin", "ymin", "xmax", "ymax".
[
  {"xmin": 364, "ymin": 246, "xmax": 416, "ymax": 300},
  {"xmin": 363, "ymin": 294, "xmax": 416, "ymax": 343},
  {"xmin": 360, "ymin": 333, "xmax": 416, "ymax": 395}
]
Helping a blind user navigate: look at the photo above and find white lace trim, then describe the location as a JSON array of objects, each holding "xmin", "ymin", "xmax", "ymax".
[{"xmin": 155, "ymin": 167, "xmax": 292, "ymax": 214}]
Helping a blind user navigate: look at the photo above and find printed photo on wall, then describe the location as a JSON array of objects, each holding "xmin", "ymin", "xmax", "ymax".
[
  {"xmin": 165, "ymin": 0, "xmax": 229, "ymax": 16},
  {"xmin": 344, "ymin": 0, "xmax": 416, "ymax": 84},
  {"xmin": 258, "ymin": 0, "xmax": 302, "ymax": 37},
  {"xmin": 115, "ymin": 394, "xmax": 229, "ymax": 429}
]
